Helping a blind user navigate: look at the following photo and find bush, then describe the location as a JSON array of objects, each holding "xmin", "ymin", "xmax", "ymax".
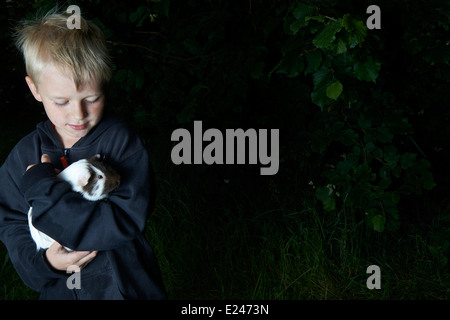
[{"xmin": 79, "ymin": 0, "xmax": 446, "ymax": 233}]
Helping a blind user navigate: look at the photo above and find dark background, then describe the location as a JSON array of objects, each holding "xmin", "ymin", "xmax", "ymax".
[{"xmin": 0, "ymin": 0, "xmax": 449, "ymax": 299}]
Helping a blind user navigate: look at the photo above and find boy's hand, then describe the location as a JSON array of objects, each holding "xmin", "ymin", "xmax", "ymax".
[
  {"xmin": 45, "ymin": 241, "xmax": 98, "ymax": 271},
  {"xmin": 26, "ymin": 154, "xmax": 60, "ymax": 174}
]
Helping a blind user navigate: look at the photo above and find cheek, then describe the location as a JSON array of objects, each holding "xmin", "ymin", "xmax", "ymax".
[
  {"xmin": 42, "ymin": 102, "xmax": 67, "ymax": 123},
  {"xmin": 88, "ymin": 101, "xmax": 105, "ymax": 117}
]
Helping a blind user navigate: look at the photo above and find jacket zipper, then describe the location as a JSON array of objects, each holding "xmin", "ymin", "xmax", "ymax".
[{"xmin": 61, "ymin": 148, "xmax": 70, "ymax": 169}]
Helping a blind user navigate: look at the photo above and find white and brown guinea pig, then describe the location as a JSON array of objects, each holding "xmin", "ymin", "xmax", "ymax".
[
  {"xmin": 27, "ymin": 154, "xmax": 120, "ymax": 251},
  {"xmin": 58, "ymin": 154, "xmax": 120, "ymax": 201}
]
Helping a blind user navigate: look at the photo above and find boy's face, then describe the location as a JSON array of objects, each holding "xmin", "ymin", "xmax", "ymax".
[{"xmin": 25, "ymin": 65, "xmax": 105, "ymax": 148}]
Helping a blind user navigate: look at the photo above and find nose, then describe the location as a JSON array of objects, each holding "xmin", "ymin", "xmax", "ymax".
[{"xmin": 71, "ymin": 100, "xmax": 87, "ymax": 120}]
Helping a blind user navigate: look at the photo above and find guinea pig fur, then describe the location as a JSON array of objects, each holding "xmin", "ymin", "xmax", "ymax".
[{"xmin": 58, "ymin": 155, "xmax": 120, "ymax": 201}]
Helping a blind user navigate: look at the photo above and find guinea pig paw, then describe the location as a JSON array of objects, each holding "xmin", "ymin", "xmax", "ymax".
[
  {"xmin": 67, "ymin": 161, "xmax": 92, "ymax": 188},
  {"xmin": 77, "ymin": 172, "xmax": 90, "ymax": 187}
]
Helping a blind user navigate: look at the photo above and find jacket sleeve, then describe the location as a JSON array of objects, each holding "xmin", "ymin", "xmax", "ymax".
[
  {"xmin": 0, "ymin": 156, "xmax": 67, "ymax": 292},
  {"xmin": 19, "ymin": 127, "xmax": 152, "ymax": 252}
]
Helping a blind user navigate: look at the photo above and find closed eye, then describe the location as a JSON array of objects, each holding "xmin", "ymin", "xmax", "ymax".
[
  {"xmin": 85, "ymin": 96, "xmax": 102, "ymax": 104},
  {"xmin": 54, "ymin": 101, "xmax": 69, "ymax": 107}
]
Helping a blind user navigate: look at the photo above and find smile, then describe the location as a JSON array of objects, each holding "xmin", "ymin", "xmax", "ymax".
[{"xmin": 68, "ymin": 123, "xmax": 89, "ymax": 131}]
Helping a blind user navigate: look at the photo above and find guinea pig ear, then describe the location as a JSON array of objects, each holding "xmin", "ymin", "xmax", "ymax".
[{"xmin": 91, "ymin": 154, "xmax": 106, "ymax": 162}]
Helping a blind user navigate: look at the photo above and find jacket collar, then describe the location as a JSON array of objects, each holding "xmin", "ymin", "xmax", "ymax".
[{"xmin": 36, "ymin": 115, "xmax": 120, "ymax": 151}]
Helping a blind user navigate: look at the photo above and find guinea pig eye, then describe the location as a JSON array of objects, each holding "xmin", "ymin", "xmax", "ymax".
[{"xmin": 98, "ymin": 175, "xmax": 104, "ymax": 180}]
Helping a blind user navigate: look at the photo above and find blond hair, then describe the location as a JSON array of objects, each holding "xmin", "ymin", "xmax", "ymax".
[{"xmin": 14, "ymin": 8, "xmax": 112, "ymax": 89}]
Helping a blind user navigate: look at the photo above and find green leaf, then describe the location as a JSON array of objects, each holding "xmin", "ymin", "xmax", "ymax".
[
  {"xmin": 312, "ymin": 65, "xmax": 332, "ymax": 86},
  {"xmin": 376, "ymin": 127, "xmax": 393, "ymax": 143},
  {"xmin": 114, "ymin": 69, "xmax": 128, "ymax": 83},
  {"xmin": 353, "ymin": 57, "xmax": 381, "ymax": 82},
  {"xmin": 323, "ymin": 197, "xmax": 336, "ymax": 212},
  {"xmin": 337, "ymin": 159, "xmax": 353, "ymax": 175},
  {"xmin": 365, "ymin": 141, "xmax": 375, "ymax": 153},
  {"xmin": 134, "ymin": 70, "xmax": 145, "ymax": 89},
  {"xmin": 358, "ymin": 117, "xmax": 372, "ymax": 129},
  {"xmin": 311, "ymin": 66, "xmax": 333, "ymax": 110},
  {"xmin": 423, "ymin": 171, "xmax": 436, "ymax": 190},
  {"xmin": 293, "ymin": 3, "xmax": 315, "ymax": 20},
  {"xmin": 176, "ymin": 103, "xmax": 195, "ymax": 124},
  {"xmin": 311, "ymin": 90, "xmax": 329, "ymax": 111},
  {"xmin": 306, "ymin": 16, "xmax": 325, "ymax": 23},
  {"xmin": 334, "ymin": 38, "xmax": 347, "ymax": 54},
  {"xmin": 289, "ymin": 3, "xmax": 314, "ymax": 34},
  {"xmin": 304, "ymin": 50, "xmax": 322, "ymax": 74},
  {"xmin": 278, "ymin": 53, "xmax": 304, "ymax": 78},
  {"xmin": 316, "ymin": 186, "xmax": 336, "ymax": 211},
  {"xmin": 130, "ymin": 5, "xmax": 147, "ymax": 23},
  {"xmin": 383, "ymin": 145, "xmax": 400, "ymax": 167},
  {"xmin": 372, "ymin": 215, "xmax": 386, "ymax": 232},
  {"xmin": 339, "ymin": 129, "xmax": 358, "ymax": 146},
  {"xmin": 157, "ymin": 0, "xmax": 170, "ymax": 17},
  {"xmin": 315, "ymin": 186, "xmax": 330, "ymax": 202},
  {"xmin": 400, "ymin": 153, "xmax": 417, "ymax": 169},
  {"xmin": 313, "ymin": 19, "xmax": 342, "ymax": 49},
  {"xmin": 250, "ymin": 61, "xmax": 265, "ymax": 79},
  {"xmin": 342, "ymin": 14, "xmax": 367, "ymax": 44},
  {"xmin": 326, "ymin": 80, "xmax": 343, "ymax": 100},
  {"xmin": 290, "ymin": 19, "xmax": 308, "ymax": 34}
]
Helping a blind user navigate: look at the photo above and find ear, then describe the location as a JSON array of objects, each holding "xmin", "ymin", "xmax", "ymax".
[{"xmin": 25, "ymin": 76, "xmax": 43, "ymax": 102}]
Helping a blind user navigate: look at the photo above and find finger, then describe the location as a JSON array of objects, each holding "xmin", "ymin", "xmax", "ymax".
[
  {"xmin": 41, "ymin": 154, "xmax": 51, "ymax": 163},
  {"xmin": 26, "ymin": 164, "xmax": 36, "ymax": 171},
  {"xmin": 77, "ymin": 251, "xmax": 98, "ymax": 269},
  {"xmin": 48, "ymin": 241, "xmax": 64, "ymax": 252},
  {"xmin": 49, "ymin": 242, "xmax": 73, "ymax": 259},
  {"xmin": 67, "ymin": 249, "xmax": 94, "ymax": 263}
]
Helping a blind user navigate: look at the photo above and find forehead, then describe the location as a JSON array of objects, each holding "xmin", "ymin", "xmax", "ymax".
[{"xmin": 37, "ymin": 64, "xmax": 102, "ymax": 97}]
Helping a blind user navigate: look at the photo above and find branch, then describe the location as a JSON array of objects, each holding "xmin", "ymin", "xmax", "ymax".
[{"xmin": 106, "ymin": 40, "xmax": 201, "ymax": 63}]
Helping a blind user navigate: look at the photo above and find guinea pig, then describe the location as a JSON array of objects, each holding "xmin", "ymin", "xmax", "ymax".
[
  {"xmin": 58, "ymin": 154, "xmax": 121, "ymax": 201},
  {"xmin": 27, "ymin": 154, "xmax": 120, "ymax": 251}
]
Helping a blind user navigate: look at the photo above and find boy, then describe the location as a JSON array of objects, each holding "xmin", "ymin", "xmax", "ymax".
[{"xmin": 0, "ymin": 9, "xmax": 166, "ymax": 299}]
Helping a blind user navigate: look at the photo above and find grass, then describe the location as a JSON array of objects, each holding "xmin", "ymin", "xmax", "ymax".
[
  {"xmin": 0, "ymin": 246, "xmax": 39, "ymax": 300},
  {"xmin": 143, "ymin": 145, "xmax": 450, "ymax": 300}
]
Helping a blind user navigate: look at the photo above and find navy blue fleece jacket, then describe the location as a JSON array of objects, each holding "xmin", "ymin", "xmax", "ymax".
[{"xmin": 0, "ymin": 115, "xmax": 166, "ymax": 299}]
